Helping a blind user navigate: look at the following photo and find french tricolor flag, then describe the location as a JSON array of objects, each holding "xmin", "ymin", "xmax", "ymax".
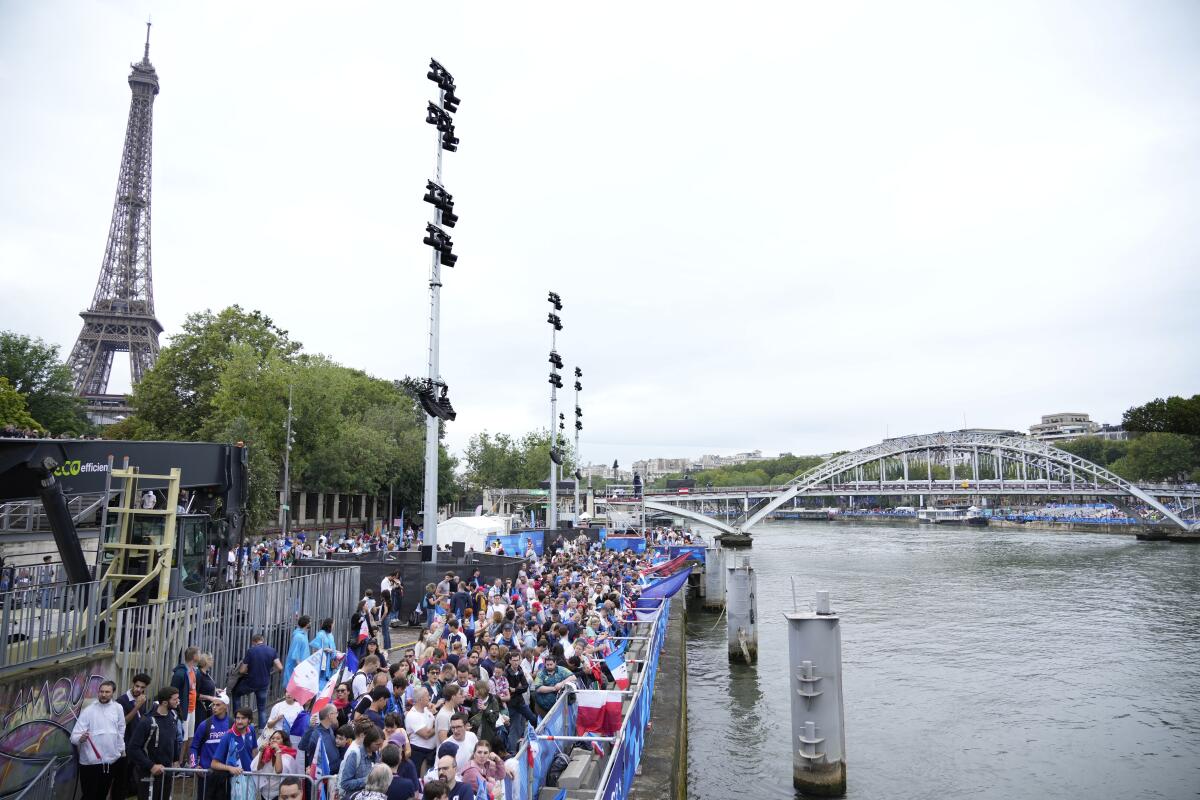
[
  {"xmin": 603, "ymin": 652, "xmax": 629, "ymax": 690},
  {"xmin": 575, "ymin": 690, "xmax": 623, "ymax": 737},
  {"xmin": 356, "ymin": 617, "xmax": 370, "ymax": 643}
]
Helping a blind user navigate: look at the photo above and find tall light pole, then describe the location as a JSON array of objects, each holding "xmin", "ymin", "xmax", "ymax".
[
  {"xmin": 572, "ymin": 367, "xmax": 583, "ymax": 520},
  {"xmin": 282, "ymin": 383, "xmax": 294, "ymax": 539},
  {"xmin": 419, "ymin": 59, "xmax": 462, "ymax": 565},
  {"xmin": 547, "ymin": 292, "xmax": 563, "ymax": 530}
]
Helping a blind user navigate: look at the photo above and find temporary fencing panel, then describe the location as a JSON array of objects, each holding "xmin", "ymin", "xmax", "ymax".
[
  {"xmin": 0, "ymin": 580, "xmax": 108, "ymax": 676},
  {"xmin": 113, "ymin": 566, "xmax": 359, "ymax": 706}
]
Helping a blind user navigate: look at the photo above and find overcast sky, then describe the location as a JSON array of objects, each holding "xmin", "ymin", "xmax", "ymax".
[{"xmin": 2, "ymin": 1, "xmax": 1198, "ymax": 467}]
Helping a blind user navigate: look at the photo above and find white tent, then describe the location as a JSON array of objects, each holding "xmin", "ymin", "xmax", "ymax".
[{"xmin": 436, "ymin": 516, "xmax": 508, "ymax": 551}]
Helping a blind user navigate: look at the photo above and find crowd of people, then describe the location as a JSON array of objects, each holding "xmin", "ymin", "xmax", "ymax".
[{"xmin": 68, "ymin": 527, "xmax": 686, "ymax": 800}]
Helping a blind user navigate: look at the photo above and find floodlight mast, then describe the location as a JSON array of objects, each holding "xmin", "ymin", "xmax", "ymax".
[
  {"xmin": 573, "ymin": 368, "xmax": 582, "ymax": 518},
  {"xmin": 547, "ymin": 296, "xmax": 560, "ymax": 531},
  {"xmin": 422, "ymin": 61, "xmax": 458, "ymax": 564}
]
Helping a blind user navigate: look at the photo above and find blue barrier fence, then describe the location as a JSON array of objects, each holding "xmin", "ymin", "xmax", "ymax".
[
  {"xmin": 664, "ymin": 545, "xmax": 706, "ymax": 562},
  {"xmin": 595, "ymin": 597, "xmax": 671, "ymax": 800},
  {"xmin": 603, "ymin": 536, "xmax": 647, "ymax": 553}
]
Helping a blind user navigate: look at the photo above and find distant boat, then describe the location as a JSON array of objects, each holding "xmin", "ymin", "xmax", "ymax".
[{"xmin": 918, "ymin": 506, "xmax": 988, "ymax": 526}]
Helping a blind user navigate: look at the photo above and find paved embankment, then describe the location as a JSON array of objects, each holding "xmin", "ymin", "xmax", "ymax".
[{"xmin": 628, "ymin": 596, "xmax": 687, "ymax": 800}]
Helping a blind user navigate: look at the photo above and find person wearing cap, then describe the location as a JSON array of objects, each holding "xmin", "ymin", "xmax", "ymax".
[{"xmin": 190, "ymin": 691, "xmax": 232, "ymax": 798}]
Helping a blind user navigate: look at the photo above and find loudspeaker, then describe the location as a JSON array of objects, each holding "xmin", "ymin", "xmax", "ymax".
[
  {"xmin": 420, "ymin": 545, "xmax": 433, "ymax": 562},
  {"xmin": 451, "ymin": 541, "xmax": 466, "ymax": 558}
]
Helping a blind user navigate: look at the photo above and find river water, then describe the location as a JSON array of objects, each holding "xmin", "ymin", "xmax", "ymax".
[{"xmin": 684, "ymin": 521, "xmax": 1200, "ymax": 799}]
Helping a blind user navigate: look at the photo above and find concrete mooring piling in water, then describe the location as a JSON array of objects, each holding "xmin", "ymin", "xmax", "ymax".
[
  {"xmin": 703, "ymin": 545, "xmax": 726, "ymax": 610},
  {"xmin": 785, "ymin": 590, "xmax": 847, "ymax": 797},
  {"xmin": 726, "ymin": 557, "xmax": 757, "ymax": 663}
]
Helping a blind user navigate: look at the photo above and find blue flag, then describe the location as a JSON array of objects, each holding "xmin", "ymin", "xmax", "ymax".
[
  {"xmin": 640, "ymin": 566, "xmax": 691, "ymax": 600},
  {"xmin": 290, "ymin": 711, "xmax": 309, "ymax": 738},
  {"xmin": 342, "ymin": 649, "xmax": 359, "ymax": 675}
]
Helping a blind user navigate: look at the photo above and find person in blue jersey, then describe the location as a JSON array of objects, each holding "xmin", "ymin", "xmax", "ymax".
[
  {"xmin": 189, "ymin": 692, "xmax": 232, "ymax": 799},
  {"xmin": 209, "ymin": 707, "xmax": 257, "ymax": 800}
]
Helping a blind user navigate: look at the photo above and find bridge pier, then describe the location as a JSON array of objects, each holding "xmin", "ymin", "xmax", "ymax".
[
  {"xmin": 702, "ymin": 545, "xmax": 725, "ymax": 610},
  {"xmin": 716, "ymin": 532, "xmax": 752, "ymax": 548},
  {"xmin": 726, "ymin": 557, "xmax": 757, "ymax": 663},
  {"xmin": 787, "ymin": 591, "xmax": 847, "ymax": 797}
]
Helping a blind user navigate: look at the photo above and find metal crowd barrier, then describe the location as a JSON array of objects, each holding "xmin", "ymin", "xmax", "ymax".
[
  {"xmin": 0, "ymin": 579, "xmax": 108, "ymax": 676},
  {"xmin": 113, "ymin": 565, "xmax": 360, "ymax": 711},
  {"xmin": 146, "ymin": 767, "xmax": 335, "ymax": 800},
  {"xmin": 11, "ymin": 756, "xmax": 70, "ymax": 800}
]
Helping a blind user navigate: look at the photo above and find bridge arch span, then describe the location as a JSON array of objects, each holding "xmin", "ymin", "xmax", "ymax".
[{"xmin": 734, "ymin": 430, "xmax": 1196, "ymax": 533}]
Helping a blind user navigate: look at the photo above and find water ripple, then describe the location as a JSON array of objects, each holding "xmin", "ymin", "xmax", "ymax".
[{"xmin": 685, "ymin": 522, "xmax": 1200, "ymax": 800}]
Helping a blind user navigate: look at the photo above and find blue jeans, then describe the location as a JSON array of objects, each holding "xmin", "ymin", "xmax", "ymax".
[
  {"xmin": 506, "ymin": 700, "xmax": 539, "ymax": 752},
  {"xmin": 237, "ymin": 686, "xmax": 269, "ymax": 729},
  {"xmin": 381, "ymin": 612, "xmax": 393, "ymax": 649}
]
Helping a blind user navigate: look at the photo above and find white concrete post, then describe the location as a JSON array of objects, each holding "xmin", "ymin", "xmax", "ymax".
[
  {"xmin": 785, "ymin": 590, "xmax": 847, "ymax": 796},
  {"xmin": 726, "ymin": 557, "xmax": 757, "ymax": 663}
]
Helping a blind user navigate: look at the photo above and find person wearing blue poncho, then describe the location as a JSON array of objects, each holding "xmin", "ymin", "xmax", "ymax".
[
  {"xmin": 283, "ymin": 615, "xmax": 312, "ymax": 688},
  {"xmin": 310, "ymin": 617, "xmax": 338, "ymax": 688}
]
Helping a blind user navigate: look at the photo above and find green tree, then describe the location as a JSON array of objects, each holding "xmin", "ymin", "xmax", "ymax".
[
  {"xmin": 0, "ymin": 377, "xmax": 45, "ymax": 432},
  {"xmin": 0, "ymin": 332, "xmax": 88, "ymax": 434},
  {"xmin": 131, "ymin": 306, "xmax": 300, "ymax": 439},
  {"xmin": 1123, "ymin": 394, "xmax": 1200, "ymax": 436},
  {"xmin": 1110, "ymin": 433, "xmax": 1197, "ymax": 482}
]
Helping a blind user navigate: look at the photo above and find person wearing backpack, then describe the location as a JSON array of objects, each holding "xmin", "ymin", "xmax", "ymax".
[{"xmin": 128, "ymin": 687, "xmax": 181, "ymax": 800}]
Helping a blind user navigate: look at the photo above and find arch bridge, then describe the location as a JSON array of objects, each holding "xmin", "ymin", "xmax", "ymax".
[{"xmin": 622, "ymin": 431, "xmax": 1200, "ymax": 534}]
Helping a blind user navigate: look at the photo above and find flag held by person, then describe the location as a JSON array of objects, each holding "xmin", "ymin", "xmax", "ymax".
[
  {"xmin": 285, "ymin": 651, "xmax": 324, "ymax": 705},
  {"xmin": 603, "ymin": 652, "xmax": 629, "ymax": 690}
]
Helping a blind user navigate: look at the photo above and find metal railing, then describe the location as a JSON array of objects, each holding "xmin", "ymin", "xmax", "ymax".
[
  {"xmin": 147, "ymin": 766, "xmax": 336, "ymax": 800},
  {"xmin": 1, "ymin": 580, "xmax": 109, "ymax": 676},
  {"xmin": 0, "ymin": 492, "xmax": 111, "ymax": 533},
  {"xmin": 10, "ymin": 756, "xmax": 70, "ymax": 800},
  {"xmin": 112, "ymin": 565, "xmax": 359, "ymax": 706}
]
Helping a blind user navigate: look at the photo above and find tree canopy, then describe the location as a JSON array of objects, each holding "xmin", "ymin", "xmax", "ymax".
[
  {"xmin": 112, "ymin": 306, "xmax": 458, "ymax": 531},
  {"xmin": 461, "ymin": 429, "xmax": 576, "ymax": 499},
  {"xmin": 0, "ymin": 377, "xmax": 45, "ymax": 433},
  {"xmin": 1123, "ymin": 394, "xmax": 1200, "ymax": 437},
  {"xmin": 0, "ymin": 331, "xmax": 89, "ymax": 435}
]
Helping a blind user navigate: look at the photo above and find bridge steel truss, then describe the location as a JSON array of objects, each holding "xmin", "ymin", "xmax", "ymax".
[{"xmin": 714, "ymin": 431, "xmax": 1199, "ymax": 533}]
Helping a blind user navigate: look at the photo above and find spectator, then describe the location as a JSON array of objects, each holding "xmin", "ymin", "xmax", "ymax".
[
  {"xmin": 282, "ymin": 615, "xmax": 312, "ymax": 688},
  {"xmin": 236, "ymin": 633, "xmax": 282, "ymax": 729},
  {"xmin": 338, "ymin": 723, "xmax": 384, "ymax": 796},
  {"xmin": 189, "ymin": 691, "xmax": 231, "ymax": 798},
  {"xmin": 404, "ymin": 687, "xmax": 437, "ymax": 775},
  {"xmin": 209, "ymin": 707, "xmax": 257, "ymax": 799},
  {"xmin": 128, "ymin": 687, "xmax": 181, "ymax": 800},
  {"xmin": 298, "ymin": 704, "xmax": 342, "ymax": 777},
  {"xmin": 379, "ymin": 743, "xmax": 419, "ymax": 800},
  {"xmin": 70, "ymin": 680, "xmax": 125, "ymax": 800},
  {"xmin": 251, "ymin": 729, "xmax": 300, "ymax": 800}
]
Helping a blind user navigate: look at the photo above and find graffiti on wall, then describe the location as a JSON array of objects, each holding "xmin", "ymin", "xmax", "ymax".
[{"xmin": 0, "ymin": 666, "xmax": 107, "ymax": 798}]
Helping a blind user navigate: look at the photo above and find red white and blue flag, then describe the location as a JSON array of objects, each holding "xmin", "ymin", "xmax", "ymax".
[
  {"xmin": 285, "ymin": 652, "xmax": 324, "ymax": 705},
  {"xmin": 603, "ymin": 652, "xmax": 629, "ymax": 690}
]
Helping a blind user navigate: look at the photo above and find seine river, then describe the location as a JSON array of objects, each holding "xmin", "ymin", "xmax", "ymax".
[{"xmin": 684, "ymin": 521, "xmax": 1200, "ymax": 799}]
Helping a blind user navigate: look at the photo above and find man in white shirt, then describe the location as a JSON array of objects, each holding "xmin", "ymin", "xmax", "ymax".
[
  {"xmin": 71, "ymin": 680, "xmax": 126, "ymax": 800},
  {"xmin": 404, "ymin": 687, "xmax": 438, "ymax": 775},
  {"xmin": 266, "ymin": 692, "xmax": 304, "ymax": 738},
  {"xmin": 443, "ymin": 713, "xmax": 477, "ymax": 772}
]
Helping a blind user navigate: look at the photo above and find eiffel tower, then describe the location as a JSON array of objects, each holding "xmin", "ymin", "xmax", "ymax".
[{"xmin": 66, "ymin": 24, "xmax": 163, "ymax": 424}]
